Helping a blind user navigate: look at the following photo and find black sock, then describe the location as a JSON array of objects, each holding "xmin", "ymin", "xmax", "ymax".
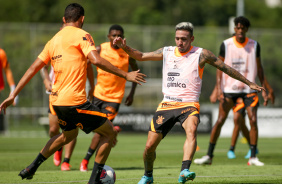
[
  {"xmin": 207, "ymin": 143, "xmax": 216, "ymax": 158},
  {"xmin": 229, "ymin": 146, "xmax": 235, "ymax": 152},
  {"xmin": 250, "ymin": 144, "xmax": 257, "ymax": 158},
  {"xmin": 88, "ymin": 162, "xmax": 104, "ymax": 184},
  {"xmin": 144, "ymin": 170, "xmax": 153, "ymax": 177},
  {"xmin": 26, "ymin": 153, "xmax": 47, "ymax": 173},
  {"xmin": 85, "ymin": 148, "xmax": 95, "ymax": 161},
  {"xmin": 63, "ymin": 158, "xmax": 70, "ymax": 163},
  {"xmin": 181, "ymin": 160, "xmax": 191, "ymax": 171}
]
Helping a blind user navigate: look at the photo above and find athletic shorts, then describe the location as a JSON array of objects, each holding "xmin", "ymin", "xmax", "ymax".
[
  {"xmin": 52, "ymin": 101, "xmax": 108, "ymax": 134},
  {"xmin": 92, "ymin": 97, "xmax": 120, "ymax": 122},
  {"xmin": 150, "ymin": 101, "xmax": 200, "ymax": 138},
  {"xmin": 224, "ymin": 93, "xmax": 259, "ymax": 116},
  {"xmin": 232, "ymin": 97, "xmax": 246, "ymax": 117}
]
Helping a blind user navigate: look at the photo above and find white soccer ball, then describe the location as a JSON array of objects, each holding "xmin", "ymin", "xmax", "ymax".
[{"xmin": 100, "ymin": 165, "xmax": 116, "ymax": 184}]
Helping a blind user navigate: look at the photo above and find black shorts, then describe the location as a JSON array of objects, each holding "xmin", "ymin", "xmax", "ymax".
[
  {"xmin": 150, "ymin": 101, "xmax": 200, "ymax": 138},
  {"xmin": 232, "ymin": 97, "xmax": 246, "ymax": 117},
  {"xmin": 224, "ymin": 92, "xmax": 259, "ymax": 116},
  {"xmin": 92, "ymin": 97, "xmax": 120, "ymax": 122},
  {"xmin": 52, "ymin": 101, "xmax": 108, "ymax": 134}
]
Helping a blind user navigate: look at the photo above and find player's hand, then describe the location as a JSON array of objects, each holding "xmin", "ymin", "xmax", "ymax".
[
  {"xmin": 113, "ymin": 37, "xmax": 126, "ymax": 49},
  {"xmin": 124, "ymin": 94, "xmax": 134, "ymax": 106},
  {"xmin": 125, "ymin": 70, "xmax": 146, "ymax": 85},
  {"xmin": 210, "ymin": 91, "xmax": 217, "ymax": 103},
  {"xmin": 13, "ymin": 95, "xmax": 19, "ymax": 106},
  {"xmin": 0, "ymin": 96, "xmax": 15, "ymax": 114},
  {"xmin": 43, "ymin": 79, "xmax": 52, "ymax": 92},
  {"xmin": 249, "ymin": 82, "xmax": 265, "ymax": 92},
  {"xmin": 262, "ymin": 90, "xmax": 268, "ymax": 106},
  {"xmin": 268, "ymin": 90, "xmax": 275, "ymax": 104},
  {"xmin": 217, "ymin": 88, "xmax": 224, "ymax": 101}
]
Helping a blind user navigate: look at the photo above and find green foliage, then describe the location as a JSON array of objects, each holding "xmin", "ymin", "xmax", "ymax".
[{"xmin": 1, "ymin": 0, "xmax": 282, "ymax": 28}]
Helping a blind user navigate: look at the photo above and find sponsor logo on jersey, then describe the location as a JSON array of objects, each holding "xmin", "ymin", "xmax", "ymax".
[
  {"xmin": 51, "ymin": 55, "xmax": 62, "ymax": 61},
  {"xmin": 168, "ymin": 72, "xmax": 180, "ymax": 76},
  {"xmin": 83, "ymin": 34, "xmax": 95, "ymax": 46},
  {"xmin": 167, "ymin": 82, "xmax": 186, "ymax": 88},
  {"xmin": 164, "ymin": 95, "xmax": 183, "ymax": 102}
]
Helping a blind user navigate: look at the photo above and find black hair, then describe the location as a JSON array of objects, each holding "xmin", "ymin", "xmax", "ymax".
[
  {"xmin": 234, "ymin": 16, "xmax": 251, "ymax": 28},
  {"xmin": 64, "ymin": 3, "xmax": 84, "ymax": 23},
  {"xmin": 109, "ymin": 24, "xmax": 124, "ymax": 35}
]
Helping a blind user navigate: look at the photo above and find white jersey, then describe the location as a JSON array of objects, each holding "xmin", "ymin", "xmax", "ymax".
[
  {"xmin": 221, "ymin": 37, "xmax": 257, "ymax": 93},
  {"xmin": 162, "ymin": 46, "xmax": 203, "ymax": 102}
]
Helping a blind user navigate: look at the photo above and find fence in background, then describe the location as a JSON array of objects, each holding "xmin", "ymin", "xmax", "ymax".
[{"xmin": 0, "ymin": 23, "xmax": 281, "ymax": 136}]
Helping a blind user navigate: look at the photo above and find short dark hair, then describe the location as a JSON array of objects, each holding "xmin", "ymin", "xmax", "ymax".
[
  {"xmin": 64, "ymin": 3, "xmax": 84, "ymax": 23},
  {"xmin": 109, "ymin": 24, "xmax": 124, "ymax": 35},
  {"xmin": 175, "ymin": 22, "xmax": 194, "ymax": 36},
  {"xmin": 234, "ymin": 16, "xmax": 251, "ymax": 28}
]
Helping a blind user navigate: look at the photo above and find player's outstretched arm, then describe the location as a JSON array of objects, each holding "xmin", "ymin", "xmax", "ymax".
[
  {"xmin": 113, "ymin": 37, "xmax": 163, "ymax": 61},
  {"xmin": 88, "ymin": 50, "xmax": 146, "ymax": 85},
  {"xmin": 199, "ymin": 49, "xmax": 265, "ymax": 92},
  {"xmin": 0, "ymin": 58, "xmax": 46, "ymax": 113}
]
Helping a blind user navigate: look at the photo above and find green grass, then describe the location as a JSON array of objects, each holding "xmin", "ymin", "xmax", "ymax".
[{"xmin": 0, "ymin": 132, "xmax": 282, "ymax": 183}]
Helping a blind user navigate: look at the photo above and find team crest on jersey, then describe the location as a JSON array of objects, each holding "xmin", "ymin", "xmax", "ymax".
[
  {"xmin": 58, "ymin": 119, "xmax": 67, "ymax": 126},
  {"xmin": 76, "ymin": 123, "xmax": 83, "ymax": 130},
  {"xmin": 105, "ymin": 106, "xmax": 116, "ymax": 114},
  {"xmin": 156, "ymin": 116, "xmax": 164, "ymax": 124}
]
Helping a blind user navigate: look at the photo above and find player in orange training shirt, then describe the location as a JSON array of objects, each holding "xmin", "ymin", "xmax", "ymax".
[
  {"xmin": 0, "ymin": 3, "xmax": 146, "ymax": 184},
  {"xmin": 0, "ymin": 48, "xmax": 18, "ymax": 133},
  {"xmin": 80, "ymin": 24, "xmax": 139, "ymax": 171}
]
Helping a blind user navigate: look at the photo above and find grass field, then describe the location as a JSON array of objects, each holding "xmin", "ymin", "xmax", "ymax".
[{"xmin": 0, "ymin": 132, "xmax": 282, "ymax": 184}]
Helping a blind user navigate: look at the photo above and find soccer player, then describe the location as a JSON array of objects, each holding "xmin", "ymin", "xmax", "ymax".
[
  {"xmin": 113, "ymin": 22, "xmax": 264, "ymax": 184},
  {"xmin": 41, "ymin": 61, "xmax": 94, "ymax": 170},
  {"xmin": 0, "ymin": 47, "xmax": 18, "ymax": 132},
  {"xmin": 209, "ymin": 78, "xmax": 274, "ymax": 159},
  {"xmin": 0, "ymin": 3, "xmax": 146, "ymax": 184},
  {"xmin": 80, "ymin": 24, "xmax": 139, "ymax": 172},
  {"xmin": 194, "ymin": 16, "xmax": 268, "ymax": 166},
  {"xmin": 0, "ymin": 48, "xmax": 18, "ymax": 104}
]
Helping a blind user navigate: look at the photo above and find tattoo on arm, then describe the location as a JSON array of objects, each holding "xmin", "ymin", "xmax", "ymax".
[
  {"xmin": 124, "ymin": 46, "xmax": 139, "ymax": 55},
  {"xmin": 202, "ymin": 49, "xmax": 250, "ymax": 85},
  {"xmin": 153, "ymin": 48, "xmax": 163, "ymax": 55}
]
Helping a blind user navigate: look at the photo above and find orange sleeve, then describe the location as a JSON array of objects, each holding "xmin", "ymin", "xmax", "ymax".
[
  {"xmin": 38, "ymin": 41, "xmax": 51, "ymax": 64},
  {"xmin": 80, "ymin": 33, "xmax": 96, "ymax": 57},
  {"xmin": 0, "ymin": 49, "xmax": 8, "ymax": 68}
]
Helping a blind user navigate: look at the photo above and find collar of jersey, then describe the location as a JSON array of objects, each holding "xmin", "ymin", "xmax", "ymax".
[
  {"xmin": 174, "ymin": 46, "xmax": 193, "ymax": 57},
  {"xmin": 233, "ymin": 36, "xmax": 249, "ymax": 48}
]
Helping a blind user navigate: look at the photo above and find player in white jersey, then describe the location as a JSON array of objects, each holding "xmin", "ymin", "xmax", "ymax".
[
  {"xmin": 194, "ymin": 16, "xmax": 268, "ymax": 167},
  {"xmin": 209, "ymin": 76, "xmax": 274, "ymax": 160},
  {"xmin": 114, "ymin": 22, "xmax": 264, "ymax": 184}
]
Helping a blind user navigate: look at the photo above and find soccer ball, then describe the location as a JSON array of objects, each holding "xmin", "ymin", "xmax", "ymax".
[{"xmin": 100, "ymin": 165, "xmax": 116, "ymax": 184}]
